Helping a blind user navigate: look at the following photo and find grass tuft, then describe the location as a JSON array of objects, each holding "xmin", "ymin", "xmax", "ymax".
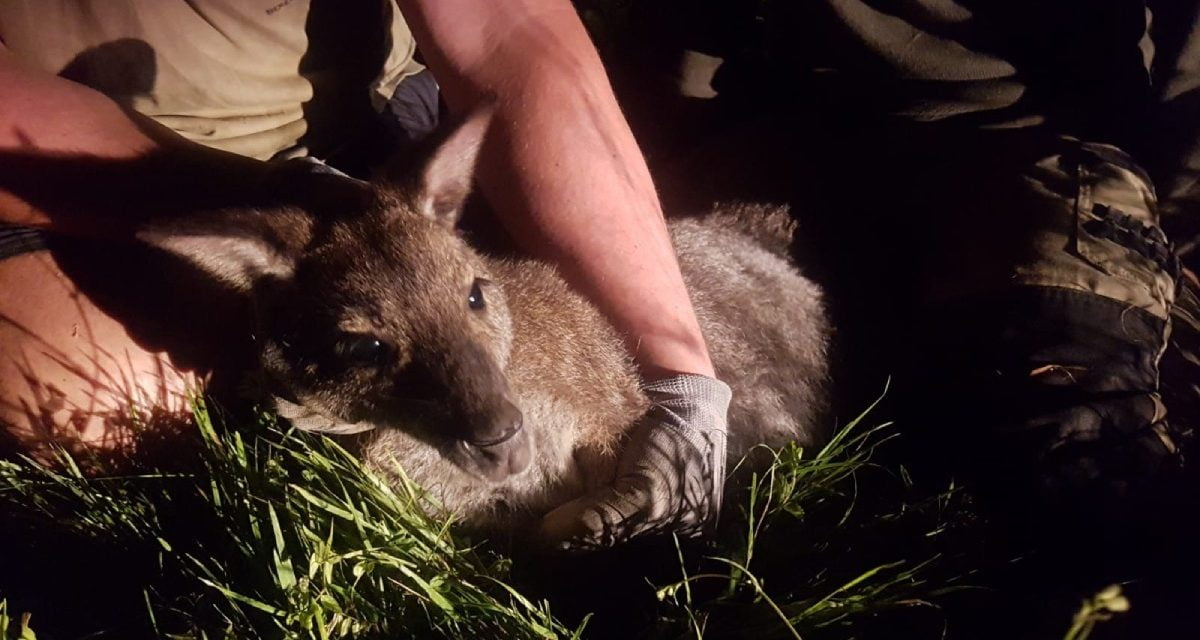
[
  {"xmin": 0, "ymin": 600, "xmax": 37, "ymax": 640},
  {"xmin": 651, "ymin": 395, "xmax": 980, "ymax": 639},
  {"xmin": 2, "ymin": 391, "xmax": 1116, "ymax": 639},
  {"xmin": 0, "ymin": 399, "xmax": 577, "ymax": 639}
]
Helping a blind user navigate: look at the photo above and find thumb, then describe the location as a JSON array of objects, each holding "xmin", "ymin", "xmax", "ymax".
[{"xmin": 536, "ymin": 478, "xmax": 652, "ymax": 551}]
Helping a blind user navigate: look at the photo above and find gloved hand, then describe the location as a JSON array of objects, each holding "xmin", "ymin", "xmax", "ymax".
[{"xmin": 538, "ymin": 374, "xmax": 732, "ymax": 551}]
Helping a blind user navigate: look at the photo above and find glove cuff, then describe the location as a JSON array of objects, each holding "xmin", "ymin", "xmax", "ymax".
[
  {"xmin": 642, "ymin": 373, "xmax": 733, "ymax": 407},
  {"xmin": 641, "ymin": 374, "xmax": 733, "ymax": 451},
  {"xmin": 641, "ymin": 373, "xmax": 732, "ymax": 519}
]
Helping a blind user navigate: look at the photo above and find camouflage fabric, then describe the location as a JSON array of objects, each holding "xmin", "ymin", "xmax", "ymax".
[
  {"xmin": 1163, "ymin": 269, "xmax": 1200, "ymax": 456},
  {"xmin": 1010, "ymin": 140, "xmax": 1176, "ymax": 322}
]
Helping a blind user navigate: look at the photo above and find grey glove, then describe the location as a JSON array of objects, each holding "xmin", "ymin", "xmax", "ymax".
[{"xmin": 538, "ymin": 374, "xmax": 732, "ymax": 551}]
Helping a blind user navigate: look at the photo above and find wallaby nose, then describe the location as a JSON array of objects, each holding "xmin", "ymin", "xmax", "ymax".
[
  {"xmin": 466, "ymin": 400, "xmax": 523, "ymax": 447},
  {"xmin": 455, "ymin": 399, "xmax": 531, "ymax": 483}
]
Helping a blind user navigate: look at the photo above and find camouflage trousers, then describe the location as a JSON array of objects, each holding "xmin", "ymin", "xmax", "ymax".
[
  {"xmin": 880, "ymin": 130, "xmax": 1190, "ymax": 508},
  {"xmin": 668, "ymin": 118, "xmax": 1189, "ymax": 508},
  {"xmin": 930, "ymin": 136, "xmax": 1175, "ymax": 322}
]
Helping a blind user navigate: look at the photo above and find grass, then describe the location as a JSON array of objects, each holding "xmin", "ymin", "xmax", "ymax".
[
  {"xmin": 0, "ymin": 392, "xmax": 1128, "ymax": 639},
  {"xmin": 0, "ymin": 600, "xmax": 37, "ymax": 640},
  {"xmin": 0, "ymin": 399, "xmax": 578, "ymax": 639},
  {"xmin": 1062, "ymin": 585, "xmax": 1130, "ymax": 640},
  {"xmin": 649, "ymin": 394, "xmax": 983, "ymax": 639}
]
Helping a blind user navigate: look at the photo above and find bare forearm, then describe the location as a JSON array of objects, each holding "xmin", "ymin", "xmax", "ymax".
[
  {"xmin": 0, "ymin": 46, "xmax": 268, "ymax": 235},
  {"xmin": 400, "ymin": 0, "xmax": 714, "ymax": 377}
]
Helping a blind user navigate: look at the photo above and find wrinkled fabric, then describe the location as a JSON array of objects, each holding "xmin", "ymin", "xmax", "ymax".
[
  {"xmin": 1010, "ymin": 139, "xmax": 1176, "ymax": 321},
  {"xmin": 0, "ymin": 0, "xmax": 423, "ymax": 161},
  {"xmin": 0, "ymin": 224, "xmax": 46, "ymax": 261},
  {"xmin": 915, "ymin": 285, "xmax": 1184, "ymax": 507},
  {"xmin": 677, "ymin": 0, "xmax": 1198, "ymax": 248}
]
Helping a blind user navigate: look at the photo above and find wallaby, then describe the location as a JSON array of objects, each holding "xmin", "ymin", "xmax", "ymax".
[{"xmin": 140, "ymin": 109, "xmax": 830, "ymax": 530}]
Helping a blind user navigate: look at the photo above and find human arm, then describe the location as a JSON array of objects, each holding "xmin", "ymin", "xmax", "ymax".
[
  {"xmin": 395, "ymin": 0, "xmax": 714, "ymax": 380},
  {"xmin": 0, "ymin": 44, "xmax": 269, "ymax": 236},
  {"xmin": 396, "ymin": 0, "xmax": 727, "ymax": 546}
]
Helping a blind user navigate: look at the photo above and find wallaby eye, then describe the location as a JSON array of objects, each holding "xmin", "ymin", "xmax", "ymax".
[
  {"xmin": 468, "ymin": 278, "xmax": 487, "ymax": 311},
  {"xmin": 335, "ymin": 334, "xmax": 393, "ymax": 368}
]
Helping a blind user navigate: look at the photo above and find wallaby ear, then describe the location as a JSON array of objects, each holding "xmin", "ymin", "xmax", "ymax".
[
  {"xmin": 137, "ymin": 208, "xmax": 313, "ymax": 294},
  {"xmin": 415, "ymin": 104, "xmax": 494, "ymax": 226}
]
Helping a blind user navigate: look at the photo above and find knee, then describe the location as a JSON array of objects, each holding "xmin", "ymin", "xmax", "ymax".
[
  {"xmin": 0, "ymin": 327, "xmax": 200, "ymax": 464},
  {"xmin": 0, "ymin": 254, "xmax": 201, "ymax": 465}
]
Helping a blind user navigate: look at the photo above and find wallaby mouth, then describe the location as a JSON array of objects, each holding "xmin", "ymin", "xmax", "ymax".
[
  {"xmin": 468, "ymin": 420, "xmax": 522, "ymax": 447},
  {"xmin": 453, "ymin": 426, "xmax": 533, "ymax": 483},
  {"xmin": 463, "ymin": 399, "xmax": 524, "ymax": 447}
]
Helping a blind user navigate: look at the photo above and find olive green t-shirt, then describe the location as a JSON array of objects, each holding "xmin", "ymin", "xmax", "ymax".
[{"xmin": 0, "ymin": 0, "xmax": 424, "ymax": 161}]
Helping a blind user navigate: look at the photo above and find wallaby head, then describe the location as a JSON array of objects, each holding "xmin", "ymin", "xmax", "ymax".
[{"xmin": 140, "ymin": 108, "xmax": 533, "ymax": 483}]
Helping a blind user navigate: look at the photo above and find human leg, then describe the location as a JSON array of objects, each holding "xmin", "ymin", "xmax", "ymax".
[
  {"xmin": 900, "ymin": 132, "xmax": 1185, "ymax": 521},
  {"xmin": 0, "ymin": 239, "xmax": 245, "ymax": 467}
]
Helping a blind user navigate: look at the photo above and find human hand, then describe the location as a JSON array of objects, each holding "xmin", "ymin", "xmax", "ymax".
[
  {"xmin": 922, "ymin": 287, "xmax": 1187, "ymax": 507},
  {"xmin": 538, "ymin": 374, "xmax": 732, "ymax": 551}
]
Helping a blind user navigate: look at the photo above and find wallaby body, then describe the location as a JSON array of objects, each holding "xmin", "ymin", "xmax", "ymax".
[
  {"xmin": 361, "ymin": 207, "xmax": 829, "ymax": 528},
  {"xmin": 143, "ymin": 111, "xmax": 829, "ymax": 531}
]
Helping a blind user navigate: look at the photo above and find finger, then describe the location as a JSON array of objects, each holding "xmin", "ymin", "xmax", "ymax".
[
  {"xmin": 537, "ymin": 488, "xmax": 645, "ymax": 552},
  {"xmin": 1018, "ymin": 393, "xmax": 1165, "ymax": 450},
  {"xmin": 1014, "ymin": 394, "xmax": 1178, "ymax": 495}
]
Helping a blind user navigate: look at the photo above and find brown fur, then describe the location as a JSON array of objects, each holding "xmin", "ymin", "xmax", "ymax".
[
  {"xmin": 141, "ymin": 111, "xmax": 830, "ymax": 530},
  {"xmin": 359, "ymin": 204, "xmax": 830, "ymax": 529}
]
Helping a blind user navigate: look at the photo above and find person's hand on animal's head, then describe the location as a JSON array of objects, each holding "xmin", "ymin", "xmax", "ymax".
[{"xmin": 401, "ymin": 0, "xmax": 730, "ymax": 546}]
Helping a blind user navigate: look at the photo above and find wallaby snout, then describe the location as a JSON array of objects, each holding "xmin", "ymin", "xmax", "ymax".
[
  {"xmin": 465, "ymin": 399, "xmax": 523, "ymax": 447},
  {"xmin": 452, "ymin": 427, "xmax": 533, "ymax": 484},
  {"xmin": 448, "ymin": 382, "xmax": 529, "ymax": 482},
  {"xmin": 424, "ymin": 337, "xmax": 530, "ymax": 481}
]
